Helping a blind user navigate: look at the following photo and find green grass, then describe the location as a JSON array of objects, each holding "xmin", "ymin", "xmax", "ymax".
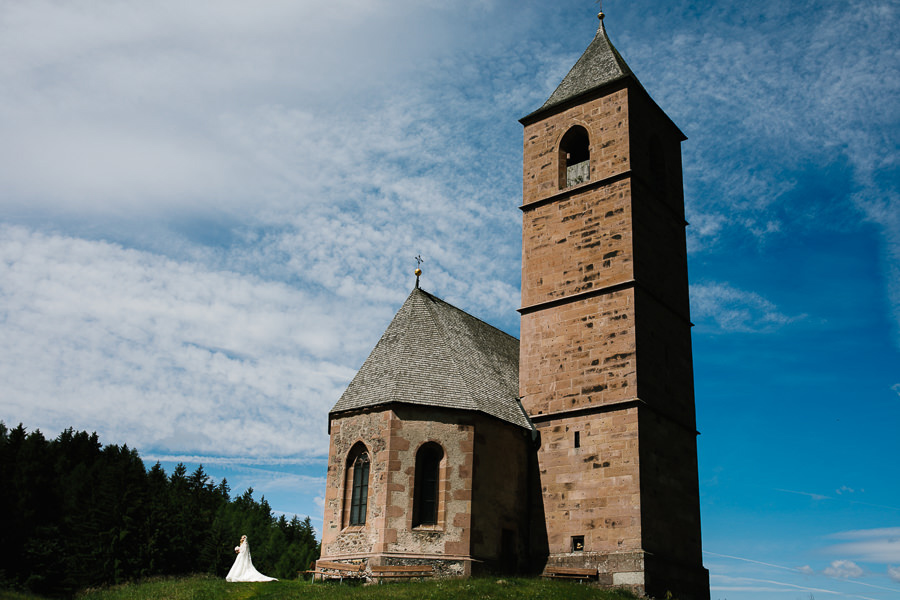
[{"xmin": 1, "ymin": 574, "xmax": 640, "ymax": 600}]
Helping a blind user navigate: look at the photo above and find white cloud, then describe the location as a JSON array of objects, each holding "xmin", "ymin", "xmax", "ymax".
[
  {"xmin": 0, "ymin": 0, "xmax": 535, "ymax": 221},
  {"xmin": 823, "ymin": 559, "xmax": 864, "ymax": 579},
  {"xmin": 639, "ymin": 2, "xmax": 900, "ymax": 231},
  {"xmin": 627, "ymin": 1, "xmax": 900, "ymax": 344},
  {"xmin": 830, "ymin": 528, "xmax": 900, "ymax": 540},
  {"xmin": 0, "ymin": 0, "xmax": 533, "ymax": 464},
  {"xmin": 0, "ymin": 225, "xmax": 376, "ymax": 457},
  {"xmin": 690, "ymin": 282, "xmax": 802, "ymax": 333},
  {"xmin": 143, "ymin": 454, "xmax": 326, "ymax": 467},
  {"xmin": 797, "ymin": 565, "xmax": 814, "ymax": 576},
  {"xmin": 710, "ymin": 572, "xmax": 862, "ymax": 596},
  {"xmin": 825, "ymin": 528, "xmax": 900, "ymax": 564},
  {"xmin": 889, "ymin": 565, "xmax": 900, "ymax": 583},
  {"xmin": 774, "ymin": 488, "xmax": 830, "ymax": 502}
]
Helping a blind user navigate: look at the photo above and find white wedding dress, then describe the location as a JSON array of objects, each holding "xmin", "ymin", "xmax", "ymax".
[{"xmin": 225, "ymin": 539, "xmax": 277, "ymax": 582}]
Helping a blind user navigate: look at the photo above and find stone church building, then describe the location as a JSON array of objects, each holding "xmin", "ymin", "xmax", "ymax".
[{"xmin": 318, "ymin": 14, "xmax": 710, "ymax": 600}]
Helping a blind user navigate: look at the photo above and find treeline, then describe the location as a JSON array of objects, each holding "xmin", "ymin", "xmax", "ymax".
[{"xmin": 0, "ymin": 423, "xmax": 319, "ymax": 596}]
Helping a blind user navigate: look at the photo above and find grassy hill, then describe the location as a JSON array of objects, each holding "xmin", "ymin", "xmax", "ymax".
[{"xmin": 1, "ymin": 574, "xmax": 641, "ymax": 600}]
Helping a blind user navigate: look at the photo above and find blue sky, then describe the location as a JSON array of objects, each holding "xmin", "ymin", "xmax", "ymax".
[{"xmin": 1, "ymin": 1, "xmax": 898, "ymax": 598}]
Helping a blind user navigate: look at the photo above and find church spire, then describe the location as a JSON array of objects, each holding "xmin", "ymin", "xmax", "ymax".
[{"xmin": 527, "ymin": 11, "xmax": 635, "ymax": 119}]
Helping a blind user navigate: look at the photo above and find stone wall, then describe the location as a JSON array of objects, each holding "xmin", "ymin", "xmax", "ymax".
[
  {"xmin": 634, "ymin": 287, "xmax": 697, "ymax": 426},
  {"xmin": 522, "ymin": 83, "xmax": 631, "ymax": 204},
  {"xmin": 532, "ymin": 407, "xmax": 641, "ymax": 560},
  {"xmin": 520, "ymin": 85, "xmax": 638, "ymax": 420},
  {"xmin": 520, "ymin": 290, "xmax": 637, "ymax": 417},
  {"xmin": 638, "ymin": 409, "xmax": 702, "ymax": 561},
  {"xmin": 321, "ymin": 409, "xmax": 390, "ymax": 558},
  {"xmin": 519, "ymin": 80, "xmax": 708, "ymax": 599},
  {"xmin": 470, "ymin": 415, "xmax": 532, "ymax": 574},
  {"xmin": 386, "ymin": 406, "xmax": 474, "ymax": 566},
  {"xmin": 321, "ymin": 405, "xmax": 530, "ymax": 576},
  {"xmin": 520, "ymin": 178, "xmax": 634, "ymax": 307}
]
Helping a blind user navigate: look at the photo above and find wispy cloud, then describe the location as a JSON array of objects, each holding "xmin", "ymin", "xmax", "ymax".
[
  {"xmin": 888, "ymin": 566, "xmax": 900, "ymax": 584},
  {"xmin": 708, "ymin": 552, "xmax": 900, "ymax": 597},
  {"xmin": 830, "ymin": 528, "xmax": 900, "ymax": 540},
  {"xmin": 773, "ymin": 487, "xmax": 830, "ymax": 501},
  {"xmin": 142, "ymin": 454, "xmax": 327, "ymax": 467},
  {"xmin": 618, "ymin": 1, "xmax": 900, "ymax": 345},
  {"xmin": 710, "ymin": 572, "xmax": 880, "ymax": 599},
  {"xmin": 825, "ymin": 528, "xmax": 900, "ymax": 564},
  {"xmin": 691, "ymin": 283, "xmax": 803, "ymax": 333},
  {"xmin": 824, "ymin": 560, "xmax": 865, "ymax": 579},
  {"xmin": 0, "ymin": 226, "xmax": 364, "ymax": 457},
  {"xmin": 704, "ymin": 551, "xmax": 808, "ymax": 574}
]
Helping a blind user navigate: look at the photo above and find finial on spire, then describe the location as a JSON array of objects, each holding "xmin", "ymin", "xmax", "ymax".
[
  {"xmin": 414, "ymin": 255, "xmax": 423, "ymax": 288},
  {"xmin": 596, "ymin": 0, "xmax": 604, "ymax": 21}
]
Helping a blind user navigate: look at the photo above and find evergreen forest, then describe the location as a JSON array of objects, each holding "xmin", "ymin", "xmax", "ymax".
[{"xmin": 0, "ymin": 423, "xmax": 320, "ymax": 597}]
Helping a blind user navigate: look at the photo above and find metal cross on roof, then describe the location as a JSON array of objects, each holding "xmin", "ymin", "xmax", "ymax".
[{"xmin": 414, "ymin": 255, "xmax": 423, "ymax": 288}]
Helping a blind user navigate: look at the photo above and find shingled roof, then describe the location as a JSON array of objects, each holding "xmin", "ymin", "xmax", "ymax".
[
  {"xmin": 330, "ymin": 287, "xmax": 531, "ymax": 430},
  {"xmin": 523, "ymin": 15, "xmax": 636, "ymax": 122}
]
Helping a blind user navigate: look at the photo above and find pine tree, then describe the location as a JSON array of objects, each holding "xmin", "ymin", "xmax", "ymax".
[{"xmin": 0, "ymin": 423, "xmax": 322, "ymax": 594}]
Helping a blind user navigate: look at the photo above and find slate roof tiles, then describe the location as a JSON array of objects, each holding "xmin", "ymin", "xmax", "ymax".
[
  {"xmin": 330, "ymin": 287, "xmax": 531, "ymax": 430},
  {"xmin": 522, "ymin": 16, "xmax": 638, "ymax": 123}
]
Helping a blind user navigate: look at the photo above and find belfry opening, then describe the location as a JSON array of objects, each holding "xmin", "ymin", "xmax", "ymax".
[{"xmin": 560, "ymin": 125, "xmax": 591, "ymax": 188}]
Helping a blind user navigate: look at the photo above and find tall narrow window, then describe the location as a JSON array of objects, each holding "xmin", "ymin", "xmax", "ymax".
[
  {"xmin": 559, "ymin": 126, "xmax": 590, "ymax": 188},
  {"xmin": 344, "ymin": 442, "xmax": 370, "ymax": 527},
  {"xmin": 412, "ymin": 443, "xmax": 443, "ymax": 527},
  {"xmin": 574, "ymin": 431, "xmax": 581, "ymax": 448},
  {"xmin": 350, "ymin": 453, "xmax": 369, "ymax": 525}
]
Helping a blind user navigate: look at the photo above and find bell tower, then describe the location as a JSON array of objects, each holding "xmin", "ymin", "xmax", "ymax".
[{"xmin": 519, "ymin": 13, "xmax": 709, "ymax": 600}]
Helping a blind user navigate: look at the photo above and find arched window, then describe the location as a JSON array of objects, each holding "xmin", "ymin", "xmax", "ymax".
[
  {"xmin": 344, "ymin": 442, "xmax": 370, "ymax": 527},
  {"xmin": 412, "ymin": 442, "xmax": 443, "ymax": 527},
  {"xmin": 559, "ymin": 126, "xmax": 590, "ymax": 188}
]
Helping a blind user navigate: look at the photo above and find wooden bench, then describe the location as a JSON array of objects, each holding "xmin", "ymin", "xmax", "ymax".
[
  {"xmin": 370, "ymin": 564, "xmax": 434, "ymax": 581},
  {"xmin": 542, "ymin": 566, "xmax": 598, "ymax": 582},
  {"xmin": 305, "ymin": 560, "xmax": 366, "ymax": 582}
]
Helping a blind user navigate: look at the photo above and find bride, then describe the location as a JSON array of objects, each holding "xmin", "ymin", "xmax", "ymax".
[{"xmin": 225, "ymin": 535, "xmax": 277, "ymax": 582}]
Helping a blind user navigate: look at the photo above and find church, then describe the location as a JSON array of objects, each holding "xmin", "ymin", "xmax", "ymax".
[{"xmin": 317, "ymin": 13, "xmax": 710, "ymax": 600}]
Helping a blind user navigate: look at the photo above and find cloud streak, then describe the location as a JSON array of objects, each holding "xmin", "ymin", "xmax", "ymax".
[
  {"xmin": 691, "ymin": 283, "xmax": 803, "ymax": 333},
  {"xmin": 0, "ymin": 225, "xmax": 363, "ymax": 457},
  {"xmin": 825, "ymin": 528, "xmax": 900, "ymax": 564}
]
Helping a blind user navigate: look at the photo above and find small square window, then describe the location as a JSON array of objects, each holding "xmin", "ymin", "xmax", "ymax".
[{"xmin": 572, "ymin": 535, "xmax": 585, "ymax": 552}]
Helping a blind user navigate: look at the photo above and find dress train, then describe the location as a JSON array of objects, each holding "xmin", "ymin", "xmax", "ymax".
[{"xmin": 225, "ymin": 539, "xmax": 277, "ymax": 582}]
